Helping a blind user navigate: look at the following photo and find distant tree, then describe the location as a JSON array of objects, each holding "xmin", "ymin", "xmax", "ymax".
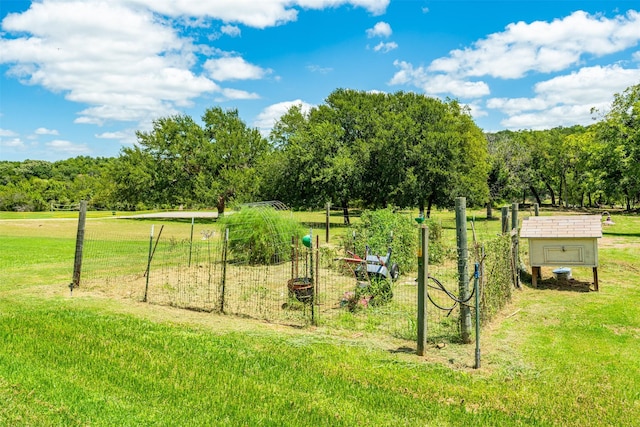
[
  {"xmin": 110, "ymin": 108, "xmax": 268, "ymax": 213},
  {"xmin": 113, "ymin": 115, "xmax": 207, "ymax": 208},
  {"xmin": 593, "ymin": 83, "xmax": 640, "ymax": 210},
  {"xmin": 264, "ymin": 92, "xmax": 370, "ymax": 224},
  {"xmin": 486, "ymin": 130, "xmax": 532, "ymax": 205},
  {"xmin": 266, "ymin": 90, "xmax": 489, "ymax": 220},
  {"xmin": 200, "ymin": 106, "xmax": 270, "ymax": 215},
  {"xmin": 378, "ymin": 94, "xmax": 488, "ymax": 217}
]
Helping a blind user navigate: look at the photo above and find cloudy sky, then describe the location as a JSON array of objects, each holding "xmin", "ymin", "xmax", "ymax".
[{"xmin": 1, "ymin": 0, "xmax": 639, "ymax": 161}]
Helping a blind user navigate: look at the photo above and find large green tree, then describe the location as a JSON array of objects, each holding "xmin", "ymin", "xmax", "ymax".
[
  {"xmin": 593, "ymin": 84, "xmax": 640, "ymax": 210},
  {"xmin": 200, "ymin": 107, "xmax": 270, "ymax": 214},
  {"xmin": 110, "ymin": 108, "xmax": 268, "ymax": 213},
  {"xmin": 263, "ymin": 90, "xmax": 489, "ymax": 218},
  {"xmin": 113, "ymin": 115, "xmax": 207, "ymax": 208}
]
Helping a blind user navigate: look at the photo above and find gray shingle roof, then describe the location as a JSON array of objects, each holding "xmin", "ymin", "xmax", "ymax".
[{"xmin": 519, "ymin": 215, "xmax": 602, "ymax": 238}]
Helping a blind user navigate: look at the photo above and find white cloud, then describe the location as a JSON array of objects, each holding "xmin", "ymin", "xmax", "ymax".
[
  {"xmin": 488, "ymin": 65, "xmax": 640, "ymax": 129},
  {"xmin": 0, "ymin": 0, "xmax": 389, "ymax": 143},
  {"xmin": 499, "ymin": 104, "xmax": 604, "ymax": 130},
  {"xmin": 96, "ymin": 131, "xmax": 128, "ymax": 139},
  {"xmin": 0, "ymin": 129, "xmax": 18, "ymax": 137},
  {"xmin": 46, "ymin": 139, "xmax": 91, "ymax": 154},
  {"xmin": 366, "ymin": 21, "xmax": 392, "ymax": 38},
  {"xmin": 0, "ymin": 0, "xmax": 218, "ymax": 127},
  {"xmin": 373, "ymin": 41, "xmax": 397, "ymax": 53},
  {"xmin": 96, "ymin": 130, "xmax": 138, "ymax": 145},
  {"xmin": 221, "ymin": 24, "xmax": 241, "ymax": 37},
  {"xmin": 0, "ymin": 137, "xmax": 25, "ymax": 149},
  {"xmin": 126, "ymin": 0, "xmax": 389, "ymax": 28},
  {"xmin": 34, "ymin": 127, "xmax": 59, "ymax": 135},
  {"xmin": 254, "ymin": 100, "xmax": 314, "ymax": 136},
  {"xmin": 390, "ymin": 60, "xmax": 490, "ymax": 98},
  {"xmin": 486, "ymin": 97, "xmax": 549, "ymax": 115},
  {"xmin": 220, "ymin": 88, "xmax": 261, "ymax": 100},
  {"xmin": 390, "ymin": 10, "xmax": 640, "ymax": 107},
  {"xmin": 204, "ymin": 56, "xmax": 271, "ymax": 81},
  {"xmin": 307, "ymin": 64, "xmax": 333, "ymax": 74},
  {"xmin": 428, "ymin": 10, "xmax": 640, "ymax": 80}
]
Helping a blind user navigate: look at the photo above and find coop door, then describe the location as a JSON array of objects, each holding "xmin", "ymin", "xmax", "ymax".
[{"xmin": 543, "ymin": 245, "xmax": 584, "ymax": 264}]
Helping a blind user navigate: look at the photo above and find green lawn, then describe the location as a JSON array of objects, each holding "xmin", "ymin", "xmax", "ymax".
[{"xmin": 1, "ymin": 210, "xmax": 639, "ymax": 426}]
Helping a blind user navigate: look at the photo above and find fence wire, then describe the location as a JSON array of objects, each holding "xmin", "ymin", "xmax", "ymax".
[{"xmin": 79, "ymin": 211, "xmax": 515, "ymax": 343}]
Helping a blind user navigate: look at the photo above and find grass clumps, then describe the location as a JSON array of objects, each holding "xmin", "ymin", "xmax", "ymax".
[{"xmin": 219, "ymin": 207, "xmax": 306, "ymax": 264}]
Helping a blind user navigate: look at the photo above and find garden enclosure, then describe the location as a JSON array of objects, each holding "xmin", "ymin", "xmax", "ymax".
[{"xmin": 74, "ymin": 203, "xmax": 517, "ymax": 344}]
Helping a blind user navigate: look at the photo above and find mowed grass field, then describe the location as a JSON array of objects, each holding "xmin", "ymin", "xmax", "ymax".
[{"xmin": 0, "ymin": 209, "xmax": 639, "ymax": 426}]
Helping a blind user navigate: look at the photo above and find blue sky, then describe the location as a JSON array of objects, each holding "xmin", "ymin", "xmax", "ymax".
[{"xmin": 1, "ymin": 0, "xmax": 639, "ymax": 162}]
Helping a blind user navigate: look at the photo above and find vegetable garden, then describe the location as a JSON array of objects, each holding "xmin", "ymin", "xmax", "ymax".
[{"xmin": 77, "ymin": 203, "xmax": 516, "ymax": 344}]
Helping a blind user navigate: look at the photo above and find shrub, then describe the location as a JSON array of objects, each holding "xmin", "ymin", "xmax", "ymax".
[
  {"xmin": 341, "ymin": 209, "xmax": 447, "ymax": 274},
  {"xmin": 219, "ymin": 207, "xmax": 306, "ymax": 265},
  {"xmin": 344, "ymin": 208, "xmax": 418, "ymax": 274},
  {"xmin": 423, "ymin": 218, "xmax": 445, "ymax": 264}
]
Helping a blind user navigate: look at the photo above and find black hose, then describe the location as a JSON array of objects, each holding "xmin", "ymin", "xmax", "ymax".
[{"xmin": 428, "ymin": 275, "xmax": 476, "ymax": 305}]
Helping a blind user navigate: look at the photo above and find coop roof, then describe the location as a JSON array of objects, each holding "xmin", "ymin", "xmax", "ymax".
[{"xmin": 519, "ymin": 215, "xmax": 602, "ymax": 239}]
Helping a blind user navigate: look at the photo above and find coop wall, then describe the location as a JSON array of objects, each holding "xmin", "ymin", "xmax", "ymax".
[{"xmin": 528, "ymin": 238, "xmax": 598, "ymax": 267}]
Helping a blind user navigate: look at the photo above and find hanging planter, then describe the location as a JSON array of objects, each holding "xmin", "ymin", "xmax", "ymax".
[{"xmin": 287, "ymin": 277, "xmax": 314, "ymax": 303}]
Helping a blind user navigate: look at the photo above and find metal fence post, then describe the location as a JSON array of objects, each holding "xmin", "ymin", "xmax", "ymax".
[
  {"xmin": 143, "ymin": 225, "xmax": 154, "ymax": 302},
  {"xmin": 188, "ymin": 216, "xmax": 194, "ymax": 267},
  {"xmin": 512, "ymin": 203, "xmax": 520, "ymax": 288},
  {"xmin": 474, "ymin": 262, "xmax": 481, "ymax": 369},
  {"xmin": 417, "ymin": 225, "xmax": 428, "ymax": 356},
  {"xmin": 219, "ymin": 228, "xmax": 229, "ymax": 313}
]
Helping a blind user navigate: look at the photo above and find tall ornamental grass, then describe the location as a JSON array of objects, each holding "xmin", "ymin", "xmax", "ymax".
[{"xmin": 219, "ymin": 207, "xmax": 306, "ymax": 264}]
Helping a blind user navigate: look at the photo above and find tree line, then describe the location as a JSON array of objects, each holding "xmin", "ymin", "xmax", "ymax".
[{"xmin": 1, "ymin": 85, "xmax": 638, "ymax": 214}]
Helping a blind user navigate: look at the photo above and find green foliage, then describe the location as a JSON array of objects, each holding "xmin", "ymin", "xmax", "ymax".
[
  {"xmin": 219, "ymin": 207, "xmax": 305, "ymax": 265},
  {"xmin": 343, "ymin": 208, "xmax": 446, "ymax": 271},
  {"xmin": 4, "ymin": 83, "xmax": 640, "ymax": 213},
  {"xmin": 593, "ymin": 83, "xmax": 640, "ymax": 209},
  {"xmin": 0, "ymin": 157, "xmax": 113, "ymax": 211},
  {"xmin": 480, "ymin": 235, "xmax": 513, "ymax": 322},
  {"xmin": 346, "ymin": 208, "xmax": 417, "ymax": 273},
  {"xmin": 423, "ymin": 218, "xmax": 445, "ymax": 264},
  {"xmin": 342, "ymin": 277, "xmax": 394, "ymax": 312},
  {"xmin": 262, "ymin": 90, "xmax": 490, "ymax": 217}
]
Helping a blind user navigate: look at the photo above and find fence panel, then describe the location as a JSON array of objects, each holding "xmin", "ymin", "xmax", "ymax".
[{"xmin": 78, "ymin": 209, "xmax": 515, "ymax": 344}]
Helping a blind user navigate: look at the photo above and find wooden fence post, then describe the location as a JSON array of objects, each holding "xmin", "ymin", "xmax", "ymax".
[
  {"xmin": 511, "ymin": 203, "xmax": 521, "ymax": 289},
  {"xmin": 70, "ymin": 200, "xmax": 87, "ymax": 292},
  {"xmin": 325, "ymin": 202, "xmax": 331, "ymax": 243},
  {"xmin": 501, "ymin": 207, "xmax": 509, "ymax": 234},
  {"xmin": 456, "ymin": 197, "xmax": 472, "ymax": 344}
]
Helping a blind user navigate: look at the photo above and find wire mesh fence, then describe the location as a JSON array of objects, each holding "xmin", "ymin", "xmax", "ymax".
[{"xmin": 78, "ymin": 206, "xmax": 516, "ymax": 344}]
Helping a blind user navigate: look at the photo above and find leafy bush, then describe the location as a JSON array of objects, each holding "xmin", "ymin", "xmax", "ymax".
[
  {"xmin": 480, "ymin": 234, "xmax": 513, "ymax": 322},
  {"xmin": 344, "ymin": 208, "xmax": 418, "ymax": 274},
  {"xmin": 342, "ymin": 208, "xmax": 446, "ymax": 274},
  {"xmin": 423, "ymin": 218, "xmax": 445, "ymax": 264},
  {"xmin": 219, "ymin": 207, "xmax": 306, "ymax": 265}
]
